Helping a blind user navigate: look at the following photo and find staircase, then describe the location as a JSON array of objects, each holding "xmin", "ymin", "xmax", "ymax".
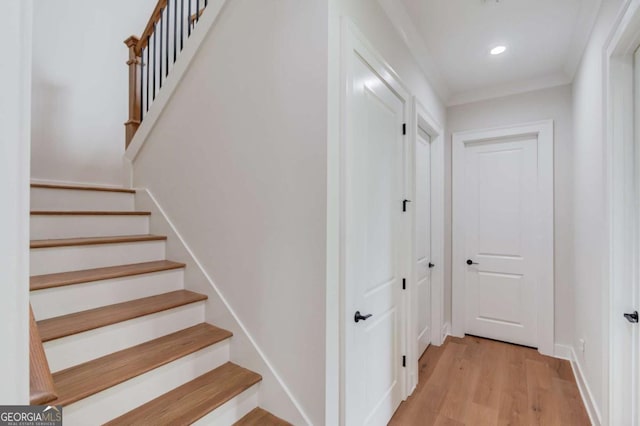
[{"xmin": 29, "ymin": 183, "xmax": 290, "ymax": 425}]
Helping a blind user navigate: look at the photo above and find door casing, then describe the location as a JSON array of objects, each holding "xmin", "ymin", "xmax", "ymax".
[
  {"xmin": 605, "ymin": 1, "xmax": 640, "ymax": 423},
  {"xmin": 339, "ymin": 20, "xmax": 411, "ymax": 425},
  {"xmin": 451, "ymin": 121, "xmax": 555, "ymax": 357},
  {"xmin": 406, "ymin": 99, "xmax": 445, "ymax": 395}
]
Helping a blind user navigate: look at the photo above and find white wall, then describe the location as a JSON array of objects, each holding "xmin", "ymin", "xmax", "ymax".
[
  {"xmin": 0, "ymin": 0, "xmax": 31, "ymax": 404},
  {"xmin": 31, "ymin": 0, "xmax": 156, "ymax": 186},
  {"xmin": 326, "ymin": 0, "xmax": 446, "ymax": 423},
  {"xmin": 446, "ymin": 85, "xmax": 574, "ymax": 347},
  {"xmin": 132, "ymin": 1, "xmax": 328, "ymax": 424},
  {"xmin": 572, "ymin": 0, "xmax": 626, "ymax": 421}
]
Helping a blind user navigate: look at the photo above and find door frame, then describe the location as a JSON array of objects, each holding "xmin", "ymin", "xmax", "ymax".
[
  {"xmin": 406, "ymin": 98, "xmax": 445, "ymax": 394},
  {"xmin": 338, "ymin": 19, "xmax": 412, "ymax": 424},
  {"xmin": 604, "ymin": 1, "xmax": 640, "ymax": 423},
  {"xmin": 451, "ymin": 120, "xmax": 555, "ymax": 356}
]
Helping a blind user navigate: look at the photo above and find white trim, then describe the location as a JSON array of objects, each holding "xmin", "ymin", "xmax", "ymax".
[
  {"xmin": 441, "ymin": 322, "xmax": 451, "ymax": 343},
  {"xmin": 406, "ymin": 98, "xmax": 445, "ymax": 394},
  {"xmin": 604, "ymin": 2, "xmax": 640, "ymax": 425},
  {"xmin": 340, "ymin": 19, "xmax": 412, "ymax": 425},
  {"xmin": 451, "ymin": 120, "xmax": 555, "ymax": 357},
  {"xmin": 447, "ymin": 71, "xmax": 571, "ymax": 107},
  {"xmin": 123, "ymin": 0, "xmax": 229, "ymax": 185},
  {"xmin": 569, "ymin": 347, "xmax": 603, "ymax": 425},
  {"xmin": 554, "ymin": 343, "xmax": 573, "ymax": 361},
  {"xmin": 375, "ymin": 0, "xmax": 450, "ymax": 103},
  {"xmin": 563, "ymin": 0, "xmax": 603, "ymax": 78},
  {"xmin": 137, "ymin": 188, "xmax": 312, "ymax": 425},
  {"xmin": 0, "ymin": 0, "xmax": 32, "ymax": 404}
]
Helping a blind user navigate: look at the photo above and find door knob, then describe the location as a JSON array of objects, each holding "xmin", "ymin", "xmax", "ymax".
[
  {"xmin": 354, "ymin": 311, "xmax": 373, "ymax": 323},
  {"xmin": 428, "ymin": 263, "xmax": 435, "ymax": 268},
  {"xmin": 466, "ymin": 259, "xmax": 479, "ymax": 265},
  {"xmin": 624, "ymin": 311, "xmax": 639, "ymax": 323}
]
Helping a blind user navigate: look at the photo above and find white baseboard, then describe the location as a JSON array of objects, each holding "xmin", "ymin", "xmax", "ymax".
[
  {"xmin": 566, "ymin": 347, "xmax": 601, "ymax": 426},
  {"xmin": 554, "ymin": 343, "xmax": 573, "ymax": 360},
  {"xmin": 441, "ymin": 322, "xmax": 451, "ymax": 342}
]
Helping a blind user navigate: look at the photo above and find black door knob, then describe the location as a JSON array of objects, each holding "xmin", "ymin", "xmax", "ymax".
[
  {"xmin": 624, "ymin": 311, "xmax": 639, "ymax": 323},
  {"xmin": 354, "ymin": 311, "xmax": 373, "ymax": 323},
  {"xmin": 428, "ymin": 263, "xmax": 435, "ymax": 268},
  {"xmin": 466, "ymin": 259, "xmax": 479, "ymax": 265}
]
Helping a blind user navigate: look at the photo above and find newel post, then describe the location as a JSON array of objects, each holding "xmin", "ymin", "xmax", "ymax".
[{"xmin": 124, "ymin": 36, "xmax": 141, "ymax": 148}]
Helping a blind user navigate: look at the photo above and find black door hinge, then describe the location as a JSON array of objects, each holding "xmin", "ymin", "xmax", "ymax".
[
  {"xmin": 402, "ymin": 355, "xmax": 406, "ymax": 367},
  {"xmin": 402, "ymin": 123, "xmax": 406, "ymax": 135},
  {"xmin": 402, "ymin": 199, "xmax": 411, "ymax": 212},
  {"xmin": 402, "ymin": 278, "xmax": 406, "ymax": 290}
]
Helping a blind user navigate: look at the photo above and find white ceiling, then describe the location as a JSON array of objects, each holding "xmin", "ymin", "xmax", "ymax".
[{"xmin": 394, "ymin": 0, "xmax": 602, "ymax": 105}]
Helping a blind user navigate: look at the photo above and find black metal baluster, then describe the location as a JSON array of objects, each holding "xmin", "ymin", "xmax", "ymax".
[
  {"xmin": 146, "ymin": 37, "xmax": 150, "ymax": 111},
  {"xmin": 165, "ymin": 3, "xmax": 169, "ymax": 77},
  {"xmin": 140, "ymin": 46, "xmax": 144, "ymax": 120},
  {"xmin": 188, "ymin": 0, "xmax": 192, "ymax": 36},
  {"xmin": 173, "ymin": 0, "xmax": 177, "ymax": 62},
  {"xmin": 180, "ymin": 0, "xmax": 184, "ymax": 51},
  {"xmin": 152, "ymin": 24, "xmax": 156, "ymax": 100},
  {"xmin": 196, "ymin": 0, "xmax": 200, "ymax": 23},
  {"xmin": 159, "ymin": 13, "xmax": 163, "ymax": 88}
]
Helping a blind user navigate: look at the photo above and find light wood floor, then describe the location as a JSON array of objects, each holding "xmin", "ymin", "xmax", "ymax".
[{"xmin": 389, "ymin": 336, "xmax": 590, "ymax": 425}]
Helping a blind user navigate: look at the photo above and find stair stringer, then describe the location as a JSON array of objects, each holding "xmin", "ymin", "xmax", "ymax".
[{"xmin": 135, "ymin": 189, "xmax": 310, "ymax": 425}]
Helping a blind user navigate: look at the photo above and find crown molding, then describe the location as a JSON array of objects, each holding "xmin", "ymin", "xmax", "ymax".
[
  {"xmin": 447, "ymin": 70, "xmax": 571, "ymax": 107},
  {"xmin": 376, "ymin": 0, "xmax": 451, "ymax": 103},
  {"xmin": 563, "ymin": 0, "xmax": 603, "ymax": 78}
]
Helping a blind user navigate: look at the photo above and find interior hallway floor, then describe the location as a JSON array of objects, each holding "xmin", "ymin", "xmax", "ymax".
[{"xmin": 389, "ymin": 336, "xmax": 590, "ymax": 425}]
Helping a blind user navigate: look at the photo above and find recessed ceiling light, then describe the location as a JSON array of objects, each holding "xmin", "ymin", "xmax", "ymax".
[{"xmin": 490, "ymin": 46, "xmax": 507, "ymax": 55}]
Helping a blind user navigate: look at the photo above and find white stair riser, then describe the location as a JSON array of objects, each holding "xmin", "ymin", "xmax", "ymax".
[
  {"xmin": 31, "ymin": 269, "xmax": 184, "ymax": 320},
  {"xmin": 30, "ymin": 241, "xmax": 165, "ymax": 275},
  {"xmin": 31, "ymin": 187, "xmax": 134, "ymax": 211},
  {"xmin": 30, "ymin": 215, "xmax": 149, "ymax": 239},
  {"xmin": 193, "ymin": 384, "xmax": 260, "ymax": 426},
  {"xmin": 62, "ymin": 342, "xmax": 230, "ymax": 426},
  {"xmin": 44, "ymin": 302, "xmax": 205, "ymax": 372}
]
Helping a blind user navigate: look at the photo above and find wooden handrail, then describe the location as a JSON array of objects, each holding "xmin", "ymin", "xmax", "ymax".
[
  {"xmin": 136, "ymin": 0, "xmax": 168, "ymax": 54},
  {"xmin": 124, "ymin": 0, "xmax": 208, "ymax": 147},
  {"xmin": 29, "ymin": 305, "xmax": 57, "ymax": 405}
]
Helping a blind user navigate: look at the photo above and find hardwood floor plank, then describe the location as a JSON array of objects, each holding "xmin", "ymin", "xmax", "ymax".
[{"xmin": 390, "ymin": 336, "xmax": 590, "ymax": 426}]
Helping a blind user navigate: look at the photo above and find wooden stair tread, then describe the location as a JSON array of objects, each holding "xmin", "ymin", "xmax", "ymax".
[
  {"xmin": 31, "ymin": 211, "xmax": 150, "ymax": 216},
  {"xmin": 30, "ymin": 260, "xmax": 185, "ymax": 291},
  {"xmin": 234, "ymin": 408, "xmax": 292, "ymax": 426},
  {"xmin": 105, "ymin": 363, "xmax": 261, "ymax": 425},
  {"xmin": 38, "ymin": 290, "xmax": 207, "ymax": 342},
  {"xmin": 31, "ymin": 234, "xmax": 166, "ymax": 249},
  {"xmin": 50, "ymin": 324, "xmax": 232, "ymax": 406},
  {"xmin": 31, "ymin": 183, "xmax": 136, "ymax": 194}
]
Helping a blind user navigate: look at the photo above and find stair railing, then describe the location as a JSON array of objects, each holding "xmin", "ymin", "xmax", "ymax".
[
  {"xmin": 124, "ymin": 0, "xmax": 208, "ymax": 147},
  {"xmin": 29, "ymin": 305, "xmax": 57, "ymax": 405}
]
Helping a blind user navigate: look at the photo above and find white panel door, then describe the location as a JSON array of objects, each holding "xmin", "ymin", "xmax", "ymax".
[
  {"xmin": 463, "ymin": 136, "xmax": 538, "ymax": 347},
  {"xmin": 415, "ymin": 128, "xmax": 432, "ymax": 356},
  {"xmin": 345, "ymin": 51, "xmax": 405, "ymax": 425}
]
